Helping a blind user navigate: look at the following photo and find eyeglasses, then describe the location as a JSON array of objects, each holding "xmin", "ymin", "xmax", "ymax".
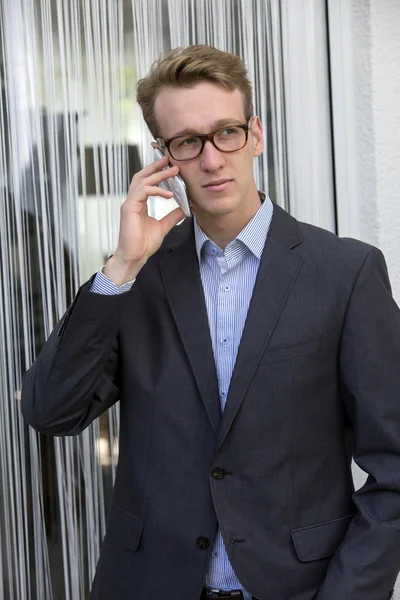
[{"xmin": 156, "ymin": 117, "xmax": 254, "ymax": 161}]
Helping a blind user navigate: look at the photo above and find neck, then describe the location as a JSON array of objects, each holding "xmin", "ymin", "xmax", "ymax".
[
  {"xmin": 195, "ymin": 190, "xmax": 261, "ymax": 250},
  {"xmin": 199, "ymin": 218, "xmax": 248, "ymax": 250}
]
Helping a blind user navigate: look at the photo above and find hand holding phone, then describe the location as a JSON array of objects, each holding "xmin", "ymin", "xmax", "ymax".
[
  {"xmin": 102, "ymin": 154, "xmax": 185, "ymax": 286},
  {"xmin": 153, "ymin": 148, "xmax": 191, "ymax": 217}
]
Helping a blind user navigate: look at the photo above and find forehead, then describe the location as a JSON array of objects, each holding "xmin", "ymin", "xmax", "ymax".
[{"xmin": 154, "ymin": 82, "xmax": 246, "ymax": 138}]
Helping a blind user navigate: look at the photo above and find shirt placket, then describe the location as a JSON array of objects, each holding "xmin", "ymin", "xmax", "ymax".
[{"xmin": 215, "ymin": 255, "xmax": 236, "ymax": 410}]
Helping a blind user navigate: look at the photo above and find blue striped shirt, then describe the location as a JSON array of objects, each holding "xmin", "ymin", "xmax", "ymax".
[{"xmin": 90, "ymin": 193, "xmax": 274, "ymax": 591}]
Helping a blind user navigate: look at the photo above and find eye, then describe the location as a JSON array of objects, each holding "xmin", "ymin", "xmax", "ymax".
[
  {"xmin": 222, "ymin": 128, "xmax": 237, "ymax": 135},
  {"xmin": 217, "ymin": 127, "xmax": 241, "ymax": 139},
  {"xmin": 178, "ymin": 137, "xmax": 198, "ymax": 147}
]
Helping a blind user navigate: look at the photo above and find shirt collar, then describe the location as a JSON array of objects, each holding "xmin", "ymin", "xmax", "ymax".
[{"xmin": 194, "ymin": 192, "xmax": 274, "ymax": 262}]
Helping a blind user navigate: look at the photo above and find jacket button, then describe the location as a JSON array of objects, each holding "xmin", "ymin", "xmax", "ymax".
[
  {"xmin": 212, "ymin": 467, "xmax": 226, "ymax": 480},
  {"xmin": 196, "ymin": 536, "xmax": 210, "ymax": 550}
]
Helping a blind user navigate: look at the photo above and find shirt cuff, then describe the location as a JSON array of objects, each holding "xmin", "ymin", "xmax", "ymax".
[{"xmin": 89, "ymin": 268, "xmax": 135, "ymax": 295}]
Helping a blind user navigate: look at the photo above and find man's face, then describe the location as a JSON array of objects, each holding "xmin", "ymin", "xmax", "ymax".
[{"xmin": 153, "ymin": 82, "xmax": 264, "ymax": 224}]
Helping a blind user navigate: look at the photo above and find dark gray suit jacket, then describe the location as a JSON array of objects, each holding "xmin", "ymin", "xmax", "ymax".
[{"xmin": 21, "ymin": 205, "xmax": 400, "ymax": 600}]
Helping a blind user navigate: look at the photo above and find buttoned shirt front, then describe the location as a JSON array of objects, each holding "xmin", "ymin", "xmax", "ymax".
[{"xmin": 193, "ymin": 195, "xmax": 273, "ymax": 590}]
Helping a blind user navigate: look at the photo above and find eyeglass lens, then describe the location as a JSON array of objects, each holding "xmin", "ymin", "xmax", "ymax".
[{"xmin": 169, "ymin": 126, "xmax": 247, "ymax": 160}]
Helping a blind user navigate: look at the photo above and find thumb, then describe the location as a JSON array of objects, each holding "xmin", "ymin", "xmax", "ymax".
[{"xmin": 159, "ymin": 206, "xmax": 186, "ymax": 236}]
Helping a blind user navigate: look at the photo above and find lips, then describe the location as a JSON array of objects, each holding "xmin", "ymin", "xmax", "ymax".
[{"xmin": 203, "ymin": 179, "xmax": 233, "ymax": 192}]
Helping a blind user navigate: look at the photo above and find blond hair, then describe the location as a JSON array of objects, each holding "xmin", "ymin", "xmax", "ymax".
[{"xmin": 136, "ymin": 45, "xmax": 253, "ymax": 137}]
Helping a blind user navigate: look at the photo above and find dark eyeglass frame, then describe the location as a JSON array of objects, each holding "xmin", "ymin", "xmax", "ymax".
[{"xmin": 156, "ymin": 117, "xmax": 254, "ymax": 161}]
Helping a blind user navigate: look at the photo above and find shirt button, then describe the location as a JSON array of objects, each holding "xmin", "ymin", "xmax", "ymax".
[
  {"xmin": 224, "ymin": 285, "xmax": 231, "ymax": 292},
  {"xmin": 222, "ymin": 337, "xmax": 228, "ymax": 345},
  {"xmin": 221, "ymin": 391, "xmax": 227, "ymax": 399},
  {"xmin": 196, "ymin": 536, "xmax": 210, "ymax": 549},
  {"xmin": 212, "ymin": 467, "xmax": 226, "ymax": 480}
]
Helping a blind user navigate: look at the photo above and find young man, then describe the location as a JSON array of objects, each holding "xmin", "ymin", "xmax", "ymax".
[{"xmin": 22, "ymin": 45, "xmax": 400, "ymax": 600}]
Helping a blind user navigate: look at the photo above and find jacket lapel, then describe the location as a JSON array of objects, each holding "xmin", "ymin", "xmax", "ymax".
[
  {"xmin": 160, "ymin": 222, "xmax": 221, "ymax": 435},
  {"xmin": 216, "ymin": 205, "xmax": 304, "ymax": 449}
]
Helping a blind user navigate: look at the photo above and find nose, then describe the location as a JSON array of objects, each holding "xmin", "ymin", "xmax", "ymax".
[{"xmin": 199, "ymin": 139, "xmax": 225, "ymax": 171}]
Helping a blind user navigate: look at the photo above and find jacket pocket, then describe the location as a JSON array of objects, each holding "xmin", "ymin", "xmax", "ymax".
[
  {"xmin": 106, "ymin": 504, "xmax": 144, "ymax": 552},
  {"xmin": 259, "ymin": 335, "xmax": 321, "ymax": 366},
  {"xmin": 291, "ymin": 514, "xmax": 354, "ymax": 562}
]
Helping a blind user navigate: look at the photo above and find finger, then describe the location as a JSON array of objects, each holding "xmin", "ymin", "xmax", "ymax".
[
  {"xmin": 144, "ymin": 166, "xmax": 180, "ymax": 187},
  {"xmin": 138, "ymin": 154, "xmax": 170, "ymax": 178},
  {"xmin": 159, "ymin": 206, "xmax": 186, "ymax": 235},
  {"xmin": 143, "ymin": 186, "xmax": 175, "ymax": 199},
  {"xmin": 123, "ymin": 186, "xmax": 174, "ymax": 211}
]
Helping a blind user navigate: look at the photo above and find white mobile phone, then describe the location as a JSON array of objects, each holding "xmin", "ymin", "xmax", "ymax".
[{"xmin": 154, "ymin": 148, "xmax": 191, "ymax": 217}]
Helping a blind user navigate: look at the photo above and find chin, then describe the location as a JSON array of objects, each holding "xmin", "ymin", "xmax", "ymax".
[
  {"xmin": 192, "ymin": 195, "xmax": 238, "ymax": 217},
  {"xmin": 194, "ymin": 206, "xmax": 235, "ymax": 220}
]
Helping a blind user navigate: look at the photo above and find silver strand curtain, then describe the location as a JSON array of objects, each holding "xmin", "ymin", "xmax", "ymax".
[{"xmin": 0, "ymin": 1, "xmax": 335, "ymax": 598}]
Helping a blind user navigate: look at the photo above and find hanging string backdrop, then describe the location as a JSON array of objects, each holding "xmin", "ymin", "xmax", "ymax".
[{"xmin": 0, "ymin": 0, "xmax": 285, "ymax": 598}]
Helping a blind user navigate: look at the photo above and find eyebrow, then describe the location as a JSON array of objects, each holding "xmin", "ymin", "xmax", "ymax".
[{"xmin": 169, "ymin": 118, "xmax": 246, "ymax": 138}]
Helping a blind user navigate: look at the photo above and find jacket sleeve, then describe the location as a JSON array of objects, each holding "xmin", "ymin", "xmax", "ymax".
[
  {"xmin": 21, "ymin": 279, "xmax": 131, "ymax": 436},
  {"xmin": 317, "ymin": 248, "xmax": 400, "ymax": 600}
]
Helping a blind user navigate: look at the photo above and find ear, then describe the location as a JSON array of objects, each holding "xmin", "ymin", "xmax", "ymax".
[{"xmin": 251, "ymin": 116, "xmax": 264, "ymax": 157}]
